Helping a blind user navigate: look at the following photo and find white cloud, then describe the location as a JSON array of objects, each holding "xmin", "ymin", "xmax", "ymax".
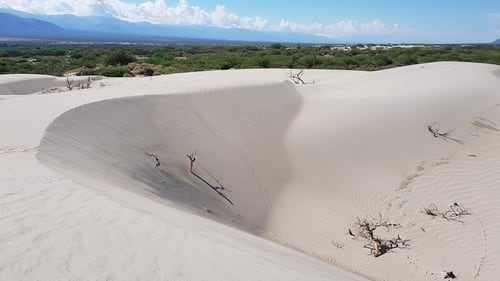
[
  {"xmin": 0, "ymin": 0, "xmax": 265, "ymax": 28},
  {"xmin": 272, "ymin": 19, "xmax": 395, "ymax": 37},
  {"xmin": 0, "ymin": 0, "xmax": 397, "ymax": 37}
]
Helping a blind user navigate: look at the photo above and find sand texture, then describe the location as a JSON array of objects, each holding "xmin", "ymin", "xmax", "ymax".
[{"xmin": 1, "ymin": 63, "xmax": 500, "ymax": 280}]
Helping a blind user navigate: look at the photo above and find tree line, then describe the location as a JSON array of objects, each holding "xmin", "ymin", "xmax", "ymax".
[{"xmin": 0, "ymin": 43, "xmax": 498, "ymax": 77}]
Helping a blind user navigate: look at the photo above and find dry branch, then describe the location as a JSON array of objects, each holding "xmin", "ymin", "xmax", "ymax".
[
  {"xmin": 427, "ymin": 122, "xmax": 465, "ymax": 144},
  {"xmin": 443, "ymin": 203, "xmax": 471, "ymax": 223},
  {"xmin": 421, "ymin": 202, "xmax": 471, "ymax": 223},
  {"xmin": 351, "ymin": 214, "xmax": 407, "ymax": 257},
  {"xmin": 186, "ymin": 151, "xmax": 234, "ymax": 205},
  {"xmin": 288, "ymin": 69, "xmax": 306, "ymax": 84},
  {"xmin": 85, "ymin": 76, "xmax": 92, "ymax": 88},
  {"xmin": 186, "ymin": 151, "xmax": 197, "ymax": 173},
  {"xmin": 66, "ymin": 77, "xmax": 73, "ymax": 90},
  {"xmin": 190, "ymin": 171, "xmax": 234, "ymax": 205}
]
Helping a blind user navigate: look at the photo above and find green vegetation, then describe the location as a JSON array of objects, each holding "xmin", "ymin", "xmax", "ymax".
[{"xmin": 0, "ymin": 43, "xmax": 499, "ymax": 77}]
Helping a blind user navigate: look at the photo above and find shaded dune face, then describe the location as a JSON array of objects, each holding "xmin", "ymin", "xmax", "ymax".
[
  {"xmin": 0, "ymin": 75, "xmax": 61, "ymax": 95},
  {"xmin": 38, "ymin": 82, "xmax": 301, "ymax": 233},
  {"xmin": 0, "ymin": 75, "xmax": 97, "ymax": 95}
]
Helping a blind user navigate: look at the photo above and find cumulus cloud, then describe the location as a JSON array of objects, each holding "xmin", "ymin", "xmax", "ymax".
[
  {"xmin": 272, "ymin": 19, "xmax": 395, "ymax": 37},
  {"xmin": 0, "ymin": 0, "xmax": 397, "ymax": 36},
  {"xmin": 0, "ymin": 0, "xmax": 265, "ymax": 28}
]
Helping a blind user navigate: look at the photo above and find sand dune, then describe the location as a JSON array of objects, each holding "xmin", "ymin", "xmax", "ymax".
[
  {"xmin": 267, "ymin": 62, "xmax": 500, "ymax": 280},
  {"xmin": 1, "ymin": 63, "xmax": 500, "ymax": 280},
  {"xmin": 0, "ymin": 74, "xmax": 62, "ymax": 95},
  {"xmin": 38, "ymin": 83, "xmax": 301, "ymax": 232}
]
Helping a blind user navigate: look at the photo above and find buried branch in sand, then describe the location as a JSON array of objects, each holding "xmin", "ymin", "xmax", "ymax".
[
  {"xmin": 421, "ymin": 203, "xmax": 471, "ymax": 224},
  {"xmin": 427, "ymin": 121, "xmax": 465, "ymax": 144}
]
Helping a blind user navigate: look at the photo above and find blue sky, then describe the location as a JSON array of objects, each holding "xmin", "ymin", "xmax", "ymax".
[{"xmin": 1, "ymin": 0, "xmax": 499, "ymax": 42}]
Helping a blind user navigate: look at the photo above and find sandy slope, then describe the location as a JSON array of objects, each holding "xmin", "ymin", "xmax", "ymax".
[
  {"xmin": 0, "ymin": 74, "xmax": 63, "ymax": 95},
  {"xmin": 0, "ymin": 74, "xmax": 95, "ymax": 95},
  {"xmin": 268, "ymin": 62, "xmax": 500, "ymax": 280},
  {"xmin": 0, "ymin": 69, "xmax": 367, "ymax": 281},
  {"xmin": 1, "ymin": 63, "xmax": 500, "ymax": 281}
]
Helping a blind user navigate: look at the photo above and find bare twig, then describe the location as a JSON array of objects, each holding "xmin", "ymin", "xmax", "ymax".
[
  {"xmin": 288, "ymin": 69, "xmax": 306, "ymax": 84},
  {"xmin": 442, "ymin": 202, "xmax": 471, "ymax": 223},
  {"xmin": 85, "ymin": 76, "xmax": 92, "ymax": 89},
  {"xmin": 186, "ymin": 151, "xmax": 233, "ymax": 205},
  {"xmin": 427, "ymin": 122, "xmax": 465, "ymax": 144},
  {"xmin": 191, "ymin": 171, "xmax": 234, "ymax": 205},
  {"xmin": 186, "ymin": 151, "xmax": 197, "ymax": 173},
  {"xmin": 145, "ymin": 152, "xmax": 161, "ymax": 168},
  {"xmin": 66, "ymin": 77, "xmax": 73, "ymax": 90},
  {"xmin": 427, "ymin": 121, "xmax": 439, "ymax": 137}
]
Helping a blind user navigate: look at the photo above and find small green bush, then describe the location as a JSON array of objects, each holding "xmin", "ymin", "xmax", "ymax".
[{"xmin": 100, "ymin": 66, "xmax": 129, "ymax": 77}]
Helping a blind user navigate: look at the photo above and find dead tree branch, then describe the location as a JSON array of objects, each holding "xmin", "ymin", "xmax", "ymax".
[
  {"xmin": 85, "ymin": 76, "xmax": 92, "ymax": 89},
  {"xmin": 186, "ymin": 151, "xmax": 197, "ymax": 173},
  {"xmin": 427, "ymin": 122, "xmax": 465, "ymax": 144},
  {"xmin": 351, "ymin": 214, "xmax": 407, "ymax": 257},
  {"xmin": 443, "ymin": 202, "xmax": 471, "ymax": 223},
  {"xmin": 66, "ymin": 77, "xmax": 73, "ymax": 90},
  {"xmin": 186, "ymin": 151, "xmax": 233, "ymax": 205},
  {"xmin": 288, "ymin": 69, "xmax": 306, "ymax": 84},
  {"xmin": 421, "ymin": 202, "xmax": 471, "ymax": 223},
  {"xmin": 191, "ymin": 171, "xmax": 234, "ymax": 205}
]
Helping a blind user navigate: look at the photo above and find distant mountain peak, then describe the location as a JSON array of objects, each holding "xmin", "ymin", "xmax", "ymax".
[{"xmin": 0, "ymin": 11, "xmax": 66, "ymax": 39}]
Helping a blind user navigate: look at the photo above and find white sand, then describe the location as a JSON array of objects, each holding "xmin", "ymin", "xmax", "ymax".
[{"xmin": 1, "ymin": 63, "xmax": 500, "ymax": 280}]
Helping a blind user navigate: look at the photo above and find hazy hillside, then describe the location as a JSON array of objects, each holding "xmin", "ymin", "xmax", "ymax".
[
  {"xmin": 0, "ymin": 12, "xmax": 67, "ymax": 39},
  {"xmin": 0, "ymin": 9, "xmax": 333, "ymax": 43}
]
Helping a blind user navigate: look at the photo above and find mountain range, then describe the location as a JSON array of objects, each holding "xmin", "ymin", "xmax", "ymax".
[{"xmin": 0, "ymin": 9, "xmax": 334, "ymax": 44}]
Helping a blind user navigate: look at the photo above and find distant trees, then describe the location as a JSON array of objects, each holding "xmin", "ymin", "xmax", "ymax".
[
  {"xmin": 0, "ymin": 43, "xmax": 499, "ymax": 76},
  {"xmin": 103, "ymin": 48, "xmax": 136, "ymax": 66}
]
